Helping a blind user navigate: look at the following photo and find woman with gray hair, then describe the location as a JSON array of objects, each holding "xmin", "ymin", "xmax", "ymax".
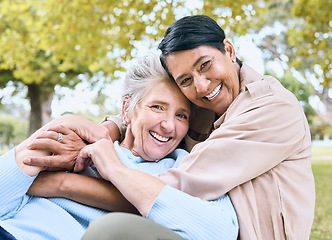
[{"xmin": 1, "ymin": 52, "xmax": 238, "ymax": 240}]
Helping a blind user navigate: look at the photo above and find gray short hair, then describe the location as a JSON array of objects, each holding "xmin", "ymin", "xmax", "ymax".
[{"xmin": 122, "ymin": 52, "xmax": 172, "ymax": 113}]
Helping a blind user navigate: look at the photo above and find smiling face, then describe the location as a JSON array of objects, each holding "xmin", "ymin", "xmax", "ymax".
[
  {"xmin": 121, "ymin": 80, "xmax": 190, "ymax": 162},
  {"xmin": 165, "ymin": 43, "xmax": 241, "ymax": 117}
]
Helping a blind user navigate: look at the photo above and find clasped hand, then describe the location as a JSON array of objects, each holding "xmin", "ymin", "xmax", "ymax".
[{"xmin": 24, "ymin": 114, "xmax": 111, "ymax": 172}]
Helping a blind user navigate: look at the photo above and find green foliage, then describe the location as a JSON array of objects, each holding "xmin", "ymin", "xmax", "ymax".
[
  {"xmin": 0, "ymin": 122, "xmax": 13, "ymax": 145},
  {"xmin": 266, "ymin": 69, "xmax": 317, "ymax": 124},
  {"xmin": 0, "ymin": 115, "xmax": 28, "ymax": 146},
  {"xmin": 0, "ymin": 0, "xmax": 183, "ymax": 84},
  {"xmin": 0, "ymin": 0, "xmax": 186, "ymax": 132},
  {"xmin": 279, "ymin": 70, "xmax": 313, "ymax": 101},
  {"xmin": 0, "ymin": 0, "xmax": 330, "ymax": 133},
  {"xmin": 290, "ymin": 0, "xmax": 332, "ymax": 85},
  {"xmin": 311, "ymin": 116, "xmax": 332, "ymax": 140}
]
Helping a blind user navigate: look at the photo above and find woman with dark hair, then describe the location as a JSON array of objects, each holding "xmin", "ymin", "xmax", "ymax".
[{"xmin": 155, "ymin": 15, "xmax": 315, "ymax": 239}]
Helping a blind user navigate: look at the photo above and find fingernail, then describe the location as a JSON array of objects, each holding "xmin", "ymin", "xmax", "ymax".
[{"xmin": 24, "ymin": 157, "xmax": 31, "ymax": 164}]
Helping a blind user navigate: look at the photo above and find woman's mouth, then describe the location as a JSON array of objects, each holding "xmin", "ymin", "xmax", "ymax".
[
  {"xmin": 149, "ymin": 131, "xmax": 171, "ymax": 142},
  {"xmin": 205, "ymin": 83, "xmax": 222, "ymax": 101}
]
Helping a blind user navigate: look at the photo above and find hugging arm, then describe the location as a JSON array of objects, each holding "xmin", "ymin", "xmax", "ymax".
[
  {"xmin": 28, "ymin": 171, "xmax": 138, "ymax": 213},
  {"xmin": 26, "ymin": 119, "xmax": 137, "ymax": 213}
]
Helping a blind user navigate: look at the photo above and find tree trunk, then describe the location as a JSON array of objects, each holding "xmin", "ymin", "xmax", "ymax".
[
  {"xmin": 27, "ymin": 83, "xmax": 42, "ymax": 136},
  {"xmin": 41, "ymin": 92, "xmax": 54, "ymax": 126}
]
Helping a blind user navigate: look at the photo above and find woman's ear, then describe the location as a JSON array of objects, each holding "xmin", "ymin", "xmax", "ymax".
[
  {"xmin": 122, "ymin": 95, "xmax": 131, "ymax": 125},
  {"xmin": 223, "ymin": 39, "xmax": 236, "ymax": 62}
]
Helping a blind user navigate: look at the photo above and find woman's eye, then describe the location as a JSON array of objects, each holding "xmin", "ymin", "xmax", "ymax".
[
  {"xmin": 199, "ymin": 60, "xmax": 212, "ymax": 73},
  {"xmin": 151, "ymin": 105, "xmax": 163, "ymax": 110},
  {"xmin": 180, "ymin": 77, "xmax": 192, "ymax": 87},
  {"xmin": 177, "ymin": 113, "xmax": 188, "ymax": 120}
]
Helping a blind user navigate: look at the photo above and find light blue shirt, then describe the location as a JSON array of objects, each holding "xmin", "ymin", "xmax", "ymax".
[{"xmin": 0, "ymin": 142, "xmax": 238, "ymax": 240}]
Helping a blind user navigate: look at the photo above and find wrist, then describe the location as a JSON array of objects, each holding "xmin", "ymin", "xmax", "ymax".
[{"xmin": 58, "ymin": 172, "xmax": 77, "ymax": 198}]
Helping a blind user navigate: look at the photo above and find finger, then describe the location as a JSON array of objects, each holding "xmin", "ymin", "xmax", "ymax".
[
  {"xmin": 28, "ymin": 138, "xmax": 61, "ymax": 153},
  {"xmin": 34, "ymin": 126, "xmax": 76, "ymax": 145},
  {"xmin": 47, "ymin": 124, "xmax": 73, "ymax": 136},
  {"xmin": 23, "ymin": 155, "xmax": 74, "ymax": 170},
  {"xmin": 34, "ymin": 130, "xmax": 59, "ymax": 141},
  {"xmin": 75, "ymin": 146, "xmax": 93, "ymax": 172},
  {"xmin": 77, "ymin": 125, "xmax": 111, "ymax": 143},
  {"xmin": 47, "ymin": 125, "xmax": 87, "ymax": 146},
  {"xmin": 73, "ymin": 158, "xmax": 92, "ymax": 172}
]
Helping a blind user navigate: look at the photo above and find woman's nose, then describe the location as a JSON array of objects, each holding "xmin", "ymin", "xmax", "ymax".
[
  {"xmin": 194, "ymin": 76, "xmax": 210, "ymax": 95},
  {"xmin": 160, "ymin": 116, "xmax": 175, "ymax": 133}
]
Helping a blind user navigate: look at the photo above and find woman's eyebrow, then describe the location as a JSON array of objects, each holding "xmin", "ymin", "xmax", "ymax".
[
  {"xmin": 175, "ymin": 55, "xmax": 208, "ymax": 82},
  {"xmin": 193, "ymin": 55, "xmax": 207, "ymax": 68},
  {"xmin": 175, "ymin": 73, "xmax": 188, "ymax": 82},
  {"xmin": 151, "ymin": 100, "xmax": 169, "ymax": 106},
  {"xmin": 180, "ymin": 108, "xmax": 191, "ymax": 115}
]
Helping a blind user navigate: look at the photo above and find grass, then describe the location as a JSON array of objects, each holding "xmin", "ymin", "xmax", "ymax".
[
  {"xmin": 312, "ymin": 146, "xmax": 332, "ymax": 160},
  {"xmin": 311, "ymin": 146, "xmax": 332, "ymax": 239}
]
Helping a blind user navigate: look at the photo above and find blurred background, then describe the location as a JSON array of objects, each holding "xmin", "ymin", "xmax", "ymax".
[{"xmin": 0, "ymin": 0, "xmax": 331, "ymax": 239}]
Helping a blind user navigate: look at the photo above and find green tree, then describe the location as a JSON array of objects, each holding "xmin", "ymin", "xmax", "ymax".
[
  {"xmin": 0, "ymin": 122, "xmax": 13, "ymax": 146},
  {"xmin": 0, "ymin": 0, "xmax": 184, "ymax": 135},
  {"xmin": 266, "ymin": 69, "xmax": 316, "ymax": 125},
  {"xmin": 0, "ymin": 115, "xmax": 28, "ymax": 147}
]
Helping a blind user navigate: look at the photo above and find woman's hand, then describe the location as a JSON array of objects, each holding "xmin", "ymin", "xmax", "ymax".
[
  {"xmin": 42, "ymin": 114, "xmax": 111, "ymax": 144},
  {"xmin": 24, "ymin": 125, "xmax": 88, "ymax": 172},
  {"xmin": 76, "ymin": 139, "xmax": 119, "ymax": 178}
]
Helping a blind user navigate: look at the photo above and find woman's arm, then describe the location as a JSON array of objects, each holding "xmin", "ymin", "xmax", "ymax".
[
  {"xmin": 100, "ymin": 120, "xmax": 121, "ymax": 142},
  {"xmin": 100, "ymin": 115, "xmax": 124, "ymax": 142},
  {"xmin": 27, "ymin": 171, "xmax": 138, "ymax": 213}
]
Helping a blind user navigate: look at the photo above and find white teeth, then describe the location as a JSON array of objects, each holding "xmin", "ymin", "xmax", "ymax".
[
  {"xmin": 150, "ymin": 131, "xmax": 170, "ymax": 142},
  {"xmin": 205, "ymin": 84, "xmax": 221, "ymax": 100}
]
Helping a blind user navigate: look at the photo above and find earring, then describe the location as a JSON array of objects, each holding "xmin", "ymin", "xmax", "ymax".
[
  {"xmin": 123, "ymin": 120, "xmax": 127, "ymax": 126},
  {"xmin": 232, "ymin": 59, "xmax": 236, "ymax": 63}
]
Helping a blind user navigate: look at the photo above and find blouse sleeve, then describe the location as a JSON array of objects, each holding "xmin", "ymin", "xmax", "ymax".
[
  {"xmin": 0, "ymin": 148, "xmax": 36, "ymax": 220},
  {"xmin": 147, "ymin": 185, "xmax": 238, "ymax": 240},
  {"xmin": 100, "ymin": 115, "xmax": 127, "ymax": 142}
]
